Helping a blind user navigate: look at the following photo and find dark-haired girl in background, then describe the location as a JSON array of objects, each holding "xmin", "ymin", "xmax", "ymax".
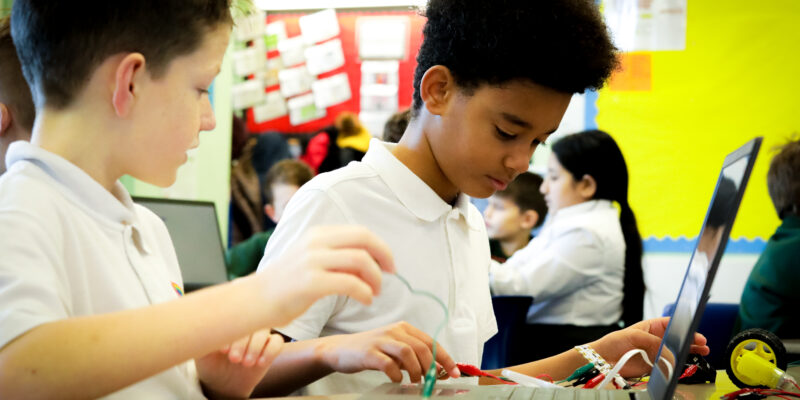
[{"xmin": 490, "ymin": 129, "xmax": 645, "ymax": 360}]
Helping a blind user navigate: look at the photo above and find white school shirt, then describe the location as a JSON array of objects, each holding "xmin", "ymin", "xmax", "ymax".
[
  {"xmin": 258, "ymin": 139, "xmax": 497, "ymax": 395},
  {"xmin": 0, "ymin": 142, "xmax": 204, "ymax": 400},
  {"xmin": 489, "ymin": 200, "xmax": 625, "ymax": 326}
]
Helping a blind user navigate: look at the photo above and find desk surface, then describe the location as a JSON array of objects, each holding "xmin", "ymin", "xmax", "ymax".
[{"xmin": 256, "ymin": 366, "xmax": 800, "ymax": 400}]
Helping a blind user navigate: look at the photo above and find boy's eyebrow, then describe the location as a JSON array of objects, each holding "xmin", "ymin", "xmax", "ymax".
[{"xmin": 501, "ymin": 112, "xmax": 533, "ymax": 129}]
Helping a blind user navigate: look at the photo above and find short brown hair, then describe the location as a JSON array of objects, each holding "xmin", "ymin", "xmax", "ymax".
[
  {"xmin": 0, "ymin": 16, "xmax": 34, "ymax": 132},
  {"xmin": 264, "ymin": 159, "xmax": 314, "ymax": 205},
  {"xmin": 767, "ymin": 136, "xmax": 800, "ymax": 219},
  {"xmin": 494, "ymin": 171, "xmax": 548, "ymax": 228},
  {"xmin": 11, "ymin": 1, "xmax": 236, "ymax": 109},
  {"xmin": 382, "ymin": 109, "xmax": 411, "ymax": 143}
]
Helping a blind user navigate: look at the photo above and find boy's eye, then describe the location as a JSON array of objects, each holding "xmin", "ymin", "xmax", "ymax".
[{"xmin": 495, "ymin": 127, "xmax": 515, "ymax": 139}]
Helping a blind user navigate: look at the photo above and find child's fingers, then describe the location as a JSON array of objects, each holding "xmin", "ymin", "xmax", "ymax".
[
  {"xmin": 402, "ymin": 323, "xmax": 458, "ymax": 378},
  {"xmin": 312, "ymin": 248, "xmax": 383, "ymax": 295},
  {"xmin": 227, "ymin": 335, "xmax": 252, "ymax": 364},
  {"xmin": 315, "ymin": 272, "xmax": 375, "ymax": 305},
  {"xmin": 242, "ymin": 329, "xmax": 271, "ymax": 367},
  {"xmin": 257, "ymin": 333, "xmax": 285, "ymax": 367},
  {"xmin": 309, "ymin": 226, "xmax": 396, "ymax": 274}
]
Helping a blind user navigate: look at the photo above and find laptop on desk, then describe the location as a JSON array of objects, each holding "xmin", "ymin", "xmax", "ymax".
[
  {"xmin": 359, "ymin": 137, "xmax": 762, "ymax": 400},
  {"xmin": 133, "ymin": 197, "xmax": 229, "ymax": 292}
]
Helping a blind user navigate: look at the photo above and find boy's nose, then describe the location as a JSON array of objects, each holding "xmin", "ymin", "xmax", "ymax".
[{"xmin": 200, "ymin": 97, "xmax": 216, "ymax": 132}]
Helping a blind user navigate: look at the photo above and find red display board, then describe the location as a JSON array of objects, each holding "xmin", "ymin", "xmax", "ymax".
[{"xmin": 245, "ymin": 10, "xmax": 426, "ymax": 134}]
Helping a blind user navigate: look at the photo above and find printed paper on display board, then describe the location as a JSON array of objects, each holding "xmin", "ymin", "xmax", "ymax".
[
  {"xmin": 232, "ymin": 47, "xmax": 266, "ymax": 77},
  {"xmin": 357, "ymin": 16, "xmax": 408, "ymax": 59},
  {"xmin": 277, "ymin": 36, "xmax": 307, "ymax": 67},
  {"xmin": 287, "ymin": 93, "xmax": 326, "ymax": 126},
  {"xmin": 264, "ymin": 20, "xmax": 287, "ymax": 51},
  {"xmin": 234, "ymin": 10, "xmax": 266, "ymax": 42},
  {"xmin": 232, "ymin": 79, "xmax": 266, "ymax": 110},
  {"xmin": 360, "ymin": 84, "xmax": 398, "ymax": 112},
  {"xmin": 278, "ymin": 66, "xmax": 314, "ymax": 98},
  {"xmin": 312, "ymin": 72, "xmax": 351, "ymax": 109},
  {"xmin": 305, "ymin": 39, "xmax": 346, "ymax": 76},
  {"xmin": 253, "ymin": 91, "xmax": 288, "ymax": 123},
  {"xmin": 299, "ymin": 8, "xmax": 340, "ymax": 45}
]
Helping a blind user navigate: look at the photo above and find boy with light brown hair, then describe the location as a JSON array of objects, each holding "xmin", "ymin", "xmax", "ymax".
[{"xmin": 0, "ymin": 2, "xmax": 395, "ymax": 398}]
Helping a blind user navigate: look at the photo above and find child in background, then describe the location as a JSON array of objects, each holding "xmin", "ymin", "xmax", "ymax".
[
  {"xmin": 226, "ymin": 158, "xmax": 314, "ymax": 279},
  {"xmin": 484, "ymin": 171, "xmax": 548, "ymax": 262},
  {"xmin": 257, "ymin": 0, "xmax": 708, "ymax": 395},
  {"xmin": 382, "ymin": 109, "xmax": 411, "ymax": 144},
  {"xmin": 737, "ymin": 137, "xmax": 800, "ymax": 338},
  {"xmin": 490, "ymin": 130, "xmax": 644, "ymax": 359},
  {"xmin": 0, "ymin": 16, "xmax": 34, "ymax": 176},
  {"xmin": 0, "ymin": 2, "xmax": 395, "ymax": 398}
]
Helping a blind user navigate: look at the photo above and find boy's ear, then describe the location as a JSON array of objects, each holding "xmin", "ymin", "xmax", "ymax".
[
  {"xmin": 264, "ymin": 204, "xmax": 276, "ymax": 223},
  {"xmin": 419, "ymin": 65, "xmax": 456, "ymax": 116},
  {"xmin": 578, "ymin": 174, "xmax": 597, "ymax": 200},
  {"xmin": 520, "ymin": 209, "xmax": 539, "ymax": 230},
  {"xmin": 112, "ymin": 53, "xmax": 147, "ymax": 117},
  {"xmin": 0, "ymin": 103, "xmax": 10, "ymax": 136}
]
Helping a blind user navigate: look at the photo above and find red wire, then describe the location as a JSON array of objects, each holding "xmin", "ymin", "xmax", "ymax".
[{"xmin": 536, "ymin": 374, "xmax": 554, "ymax": 383}]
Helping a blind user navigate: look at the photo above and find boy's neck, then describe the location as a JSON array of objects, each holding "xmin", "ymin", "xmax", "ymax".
[
  {"xmin": 390, "ymin": 116, "xmax": 460, "ymax": 205},
  {"xmin": 32, "ymin": 106, "xmax": 123, "ymax": 193},
  {"xmin": 499, "ymin": 230, "xmax": 532, "ymax": 257}
]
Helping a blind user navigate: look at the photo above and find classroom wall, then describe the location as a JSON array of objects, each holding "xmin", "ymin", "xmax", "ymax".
[{"xmin": 595, "ymin": 1, "xmax": 800, "ymax": 317}]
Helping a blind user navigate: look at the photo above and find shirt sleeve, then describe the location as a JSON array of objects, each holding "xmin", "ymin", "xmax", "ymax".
[
  {"xmin": 256, "ymin": 186, "xmax": 353, "ymax": 340},
  {"xmin": 0, "ymin": 209, "xmax": 69, "ymax": 349},
  {"xmin": 489, "ymin": 226, "xmax": 605, "ymax": 302}
]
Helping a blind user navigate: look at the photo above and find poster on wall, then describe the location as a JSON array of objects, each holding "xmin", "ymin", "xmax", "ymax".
[
  {"xmin": 278, "ymin": 66, "xmax": 314, "ymax": 98},
  {"xmin": 299, "ymin": 8, "xmax": 340, "ymax": 45},
  {"xmin": 305, "ymin": 39, "xmax": 346, "ymax": 76},
  {"xmin": 232, "ymin": 79, "xmax": 265, "ymax": 110},
  {"xmin": 357, "ymin": 16, "xmax": 409, "ymax": 59},
  {"xmin": 232, "ymin": 46, "xmax": 266, "ymax": 77},
  {"xmin": 264, "ymin": 20, "xmax": 287, "ymax": 51},
  {"xmin": 312, "ymin": 73, "xmax": 351, "ymax": 109},
  {"xmin": 287, "ymin": 93, "xmax": 326, "ymax": 126},
  {"xmin": 277, "ymin": 36, "xmax": 307, "ymax": 67},
  {"xmin": 361, "ymin": 60, "xmax": 399, "ymax": 87},
  {"xmin": 253, "ymin": 91, "xmax": 288, "ymax": 123},
  {"xmin": 263, "ymin": 58, "xmax": 283, "ymax": 87},
  {"xmin": 603, "ymin": 0, "xmax": 687, "ymax": 51},
  {"xmin": 234, "ymin": 10, "xmax": 266, "ymax": 42}
]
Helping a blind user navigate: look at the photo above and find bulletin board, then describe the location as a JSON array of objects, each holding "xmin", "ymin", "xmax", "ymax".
[
  {"xmin": 596, "ymin": 0, "xmax": 800, "ymax": 249},
  {"xmin": 244, "ymin": 10, "xmax": 426, "ymax": 134}
]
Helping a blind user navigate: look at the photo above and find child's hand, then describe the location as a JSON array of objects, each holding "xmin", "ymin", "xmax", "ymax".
[
  {"xmin": 589, "ymin": 317, "xmax": 709, "ymax": 378},
  {"xmin": 196, "ymin": 329, "xmax": 284, "ymax": 399},
  {"xmin": 315, "ymin": 321, "xmax": 460, "ymax": 383},
  {"xmin": 256, "ymin": 225, "xmax": 396, "ymax": 328}
]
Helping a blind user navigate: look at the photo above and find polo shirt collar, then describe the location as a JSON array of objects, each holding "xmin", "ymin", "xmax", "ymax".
[
  {"xmin": 362, "ymin": 139, "xmax": 480, "ymax": 229},
  {"xmin": 6, "ymin": 141, "xmax": 139, "ymax": 228}
]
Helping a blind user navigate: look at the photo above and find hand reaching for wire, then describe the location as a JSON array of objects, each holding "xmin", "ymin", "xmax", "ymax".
[{"xmin": 590, "ymin": 317, "xmax": 709, "ymax": 378}]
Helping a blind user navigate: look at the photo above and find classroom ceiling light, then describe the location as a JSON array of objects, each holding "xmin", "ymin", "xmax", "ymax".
[{"xmin": 254, "ymin": 0, "xmax": 427, "ymax": 11}]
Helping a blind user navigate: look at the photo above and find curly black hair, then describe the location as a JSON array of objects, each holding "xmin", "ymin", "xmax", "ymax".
[{"xmin": 412, "ymin": 0, "xmax": 619, "ymax": 111}]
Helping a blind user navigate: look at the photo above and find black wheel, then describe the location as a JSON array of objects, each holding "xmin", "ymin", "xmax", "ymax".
[{"xmin": 725, "ymin": 328, "xmax": 787, "ymax": 388}]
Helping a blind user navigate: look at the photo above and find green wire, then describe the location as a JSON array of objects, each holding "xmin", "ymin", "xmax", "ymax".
[{"xmin": 393, "ymin": 273, "xmax": 449, "ymax": 399}]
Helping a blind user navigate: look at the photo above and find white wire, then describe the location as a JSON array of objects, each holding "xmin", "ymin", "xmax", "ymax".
[{"xmin": 595, "ymin": 349, "xmax": 673, "ymax": 390}]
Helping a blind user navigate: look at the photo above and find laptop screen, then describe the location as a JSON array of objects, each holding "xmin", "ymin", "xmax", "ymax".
[
  {"xmin": 647, "ymin": 137, "xmax": 762, "ymax": 400},
  {"xmin": 134, "ymin": 197, "xmax": 229, "ymax": 292}
]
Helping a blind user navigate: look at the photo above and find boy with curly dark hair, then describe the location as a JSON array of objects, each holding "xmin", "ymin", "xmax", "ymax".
[{"xmin": 256, "ymin": 0, "xmax": 708, "ymax": 395}]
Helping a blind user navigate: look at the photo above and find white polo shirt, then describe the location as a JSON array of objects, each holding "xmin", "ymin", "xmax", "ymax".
[
  {"xmin": 0, "ymin": 142, "xmax": 204, "ymax": 399},
  {"xmin": 258, "ymin": 139, "xmax": 497, "ymax": 395},
  {"xmin": 490, "ymin": 199, "xmax": 625, "ymax": 326}
]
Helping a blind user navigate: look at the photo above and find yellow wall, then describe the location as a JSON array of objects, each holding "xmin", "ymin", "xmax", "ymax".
[{"xmin": 597, "ymin": 1, "xmax": 800, "ymax": 242}]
